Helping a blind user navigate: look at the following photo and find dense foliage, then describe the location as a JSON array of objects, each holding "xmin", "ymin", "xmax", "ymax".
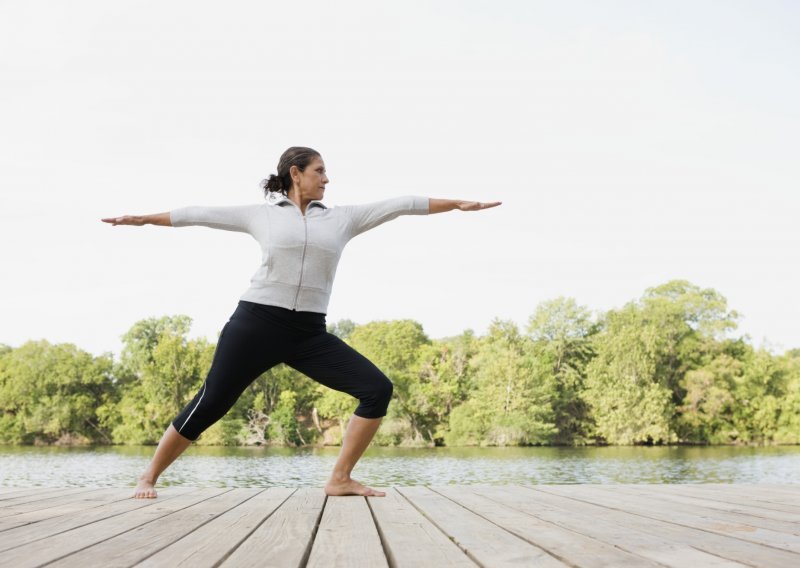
[{"xmin": 1, "ymin": 281, "xmax": 799, "ymax": 446}]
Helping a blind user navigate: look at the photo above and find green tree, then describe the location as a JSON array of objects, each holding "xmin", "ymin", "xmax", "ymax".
[
  {"xmin": 0, "ymin": 341, "xmax": 114, "ymax": 444},
  {"xmin": 584, "ymin": 304, "xmax": 677, "ymax": 444},
  {"xmin": 410, "ymin": 331, "xmax": 477, "ymax": 444},
  {"xmin": 268, "ymin": 390, "xmax": 303, "ymax": 446},
  {"xmin": 107, "ymin": 316, "xmax": 215, "ymax": 444},
  {"xmin": 527, "ymin": 297, "xmax": 596, "ymax": 445},
  {"xmin": 237, "ymin": 363, "xmax": 319, "ymax": 445},
  {"xmin": 730, "ymin": 347, "xmax": 790, "ymax": 443},
  {"xmin": 675, "ymin": 352, "xmax": 739, "ymax": 443},
  {"xmin": 642, "ymin": 281, "xmax": 738, "ymax": 408},
  {"xmin": 584, "ymin": 281, "xmax": 738, "ymax": 445},
  {"xmin": 345, "ymin": 320, "xmax": 430, "ymax": 445},
  {"xmin": 775, "ymin": 349, "xmax": 800, "ymax": 443},
  {"xmin": 446, "ymin": 320, "xmax": 556, "ymax": 446}
]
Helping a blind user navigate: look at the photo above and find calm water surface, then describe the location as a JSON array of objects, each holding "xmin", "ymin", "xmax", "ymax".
[{"xmin": 1, "ymin": 445, "xmax": 799, "ymax": 488}]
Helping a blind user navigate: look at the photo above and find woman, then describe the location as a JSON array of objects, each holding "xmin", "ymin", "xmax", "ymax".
[{"xmin": 102, "ymin": 147, "xmax": 500, "ymax": 498}]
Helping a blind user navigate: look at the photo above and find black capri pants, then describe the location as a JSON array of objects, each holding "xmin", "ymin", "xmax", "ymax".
[{"xmin": 172, "ymin": 300, "xmax": 393, "ymax": 441}]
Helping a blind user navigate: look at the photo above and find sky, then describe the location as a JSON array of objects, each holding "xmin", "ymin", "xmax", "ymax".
[{"xmin": 1, "ymin": 0, "xmax": 798, "ymax": 358}]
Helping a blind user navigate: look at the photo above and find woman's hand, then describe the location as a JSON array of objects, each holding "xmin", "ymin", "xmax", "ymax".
[
  {"xmin": 457, "ymin": 201, "xmax": 502, "ymax": 211},
  {"xmin": 101, "ymin": 215, "xmax": 145, "ymax": 226},
  {"xmin": 429, "ymin": 198, "xmax": 502, "ymax": 214},
  {"xmin": 101, "ymin": 212, "xmax": 172, "ymax": 226}
]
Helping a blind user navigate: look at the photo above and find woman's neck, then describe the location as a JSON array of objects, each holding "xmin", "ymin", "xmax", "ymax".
[{"xmin": 286, "ymin": 190, "xmax": 309, "ymax": 215}]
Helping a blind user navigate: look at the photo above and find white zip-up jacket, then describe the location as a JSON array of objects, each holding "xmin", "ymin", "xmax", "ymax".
[{"xmin": 170, "ymin": 195, "xmax": 430, "ymax": 313}]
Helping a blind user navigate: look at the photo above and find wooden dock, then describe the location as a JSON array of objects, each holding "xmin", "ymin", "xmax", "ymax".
[{"xmin": 0, "ymin": 484, "xmax": 798, "ymax": 567}]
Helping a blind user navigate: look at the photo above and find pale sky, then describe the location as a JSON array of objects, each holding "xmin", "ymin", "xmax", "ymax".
[{"xmin": 2, "ymin": 0, "xmax": 798, "ymax": 358}]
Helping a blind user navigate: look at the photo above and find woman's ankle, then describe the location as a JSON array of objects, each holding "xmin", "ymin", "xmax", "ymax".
[{"xmin": 329, "ymin": 470, "xmax": 351, "ymax": 483}]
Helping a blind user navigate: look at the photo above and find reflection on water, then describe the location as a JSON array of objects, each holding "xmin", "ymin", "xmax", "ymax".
[{"xmin": 1, "ymin": 445, "xmax": 798, "ymax": 488}]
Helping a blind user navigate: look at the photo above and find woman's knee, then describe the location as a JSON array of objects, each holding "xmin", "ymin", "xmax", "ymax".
[
  {"xmin": 375, "ymin": 376, "xmax": 393, "ymax": 406},
  {"xmin": 173, "ymin": 385, "xmax": 240, "ymax": 441},
  {"xmin": 356, "ymin": 375, "xmax": 393, "ymax": 418}
]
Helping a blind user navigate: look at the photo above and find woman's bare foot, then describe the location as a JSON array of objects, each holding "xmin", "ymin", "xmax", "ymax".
[
  {"xmin": 325, "ymin": 477, "xmax": 386, "ymax": 497},
  {"xmin": 133, "ymin": 477, "xmax": 158, "ymax": 499}
]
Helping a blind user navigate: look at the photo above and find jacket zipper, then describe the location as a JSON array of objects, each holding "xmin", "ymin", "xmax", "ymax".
[{"xmin": 292, "ymin": 214, "xmax": 308, "ymax": 310}]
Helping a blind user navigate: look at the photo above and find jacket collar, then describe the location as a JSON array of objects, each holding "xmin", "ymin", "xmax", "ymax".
[{"xmin": 272, "ymin": 196, "xmax": 328, "ymax": 210}]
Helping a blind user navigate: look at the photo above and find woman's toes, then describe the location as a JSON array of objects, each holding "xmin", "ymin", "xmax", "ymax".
[{"xmin": 133, "ymin": 480, "xmax": 158, "ymax": 499}]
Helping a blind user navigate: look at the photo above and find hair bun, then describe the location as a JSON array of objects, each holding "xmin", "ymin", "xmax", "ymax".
[{"xmin": 262, "ymin": 174, "xmax": 285, "ymax": 193}]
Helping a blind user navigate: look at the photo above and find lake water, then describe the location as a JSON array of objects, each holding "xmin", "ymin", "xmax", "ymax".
[{"xmin": 1, "ymin": 445, "xmax": 799, "ymax": 488}]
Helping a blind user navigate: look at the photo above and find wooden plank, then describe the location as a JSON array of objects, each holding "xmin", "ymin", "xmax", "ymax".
[
  {"xmin": 712, "ymin": 484, "xmax": 800, "ymax": 506},
  {"xmin": 0, "ymin": 487, "xmax": 197, "ymax": 553},
  {"xmin": 473, "ymin": 485, "xmax": 745, "ymax": 568},
  {"xmin": 0, "ymin": 488, "xmax": 133, "ymax": 532},
  {"xmin": 220, "ymin": 487, "xmax": 325, "ymax": 568},
  {"xmin": 52, "ymin": 488, "xmax": 257, "ymax": 567},
  {"xmin": 307, "ymin": 496, "xmax": 388, "ymax": 568},
  {"xmin": 0, "ymin": 487, "xmax": 64, "ymax": 501},
  {"xmin": 657, "ymin": 484, "xmax": 800, "ymax": 515},
  {"xmin": 534, "ymin": 485, "xmax": 800, "ymax": 567},
  {"xmin": 434, "ymin": 485, "xmax": 666, "ymax": 568},
  {"xmin": 0, "ymin": 486, "xmax": 85, "ymax": 506},
  {"xmin": 137, "ymin": 487, "xmax": 294, "ymax": 568},
  {"xmin": 0, "ymin": 488, "xmax": 36, "ymax": 497},
  {"xmin": 0, "ymin": 487, "xmax": 223, "ymax": 567},
  {"xmin": 708, "ymin": 483, "xmax": 800, "ymax": 505},
  {"xmin": 367, "ymin": 488, "xmax": 475, "ymax": 567},
  {"xmin": 0, "ymin": 487, "xmax": 110, "ymax": 519},
  {"xmin": 608, "ymin": 484, "xmax": 800, "ymax": 527},
  {"xmin": 575, "ymin": 485, "xmax": 800, "ymax": 544},
  {"xmin": 398, "ymin": 486, "xmax": 567, "ymax": 567}
]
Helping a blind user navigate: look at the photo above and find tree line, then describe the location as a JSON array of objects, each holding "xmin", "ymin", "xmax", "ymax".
[{"xmin": 1, "ymin": 280, "xmax": 798, "ymax": 447}]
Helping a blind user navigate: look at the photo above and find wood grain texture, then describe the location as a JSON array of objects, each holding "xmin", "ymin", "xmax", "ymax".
[
  {"xmin": 535, "ymin": 485, "xmax": 800, "ymax": 567},
  {"xmin": 0, "ymin": 484, "xmax": 797, "ymax": 568},
  {"xmin": 307, "ymin": 495, "xmax": 387, "ymax": 568},
  {"xmin": 399, "ymin": 485, "xmax": 567, "ymax": 567},
  {"xmin": 552, "ymin": 484, "xmax": 800, "ymax": 551},
  {"xmin": 137, "ymin": 488, "xmax": 293, "ymax": 568},
  {"xmin": 219, "ymin": 487, "xmax": 325, "ymax": 568},
  {"xmin": 0, "ymin": 487, "xmax": 197, "ymax": 555},
  {"xmin": 434, "ymin": 485, "xmax": 668, "ymax": 568},
  {"xmin": 474, "ymin": 485, "xmax": 746, "ymax": 568},
  {"xmin": 52, "ymin": 488, "xmax": 253, "ymax": 568},
  {"xmin": 368, "ymin": 488, "xmax": 475, "ymax": 567},
  {"xmin": 606, "ymin": 484, "xmax": 800, "ymax": 528},
  {"xmin": 0, "ymin": 487, "xmax": 219, "ymax": 567},
  {"xmin": 652, "ymin": 484, "xmax": 800, "ymax": 515},
  {"xmin": 0, "ymin": 487, "xmax": 132, "ymax": 532}
]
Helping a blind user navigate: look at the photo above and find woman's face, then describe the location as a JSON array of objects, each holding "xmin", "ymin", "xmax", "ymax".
[{"xmin": 291, "ymin": 157, "xmax": 328, "ymax": 202}]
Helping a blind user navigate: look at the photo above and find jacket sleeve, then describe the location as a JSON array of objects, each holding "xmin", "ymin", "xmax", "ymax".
[
  {"xmin": 343, "ymin": 196, "xmax": 429, "ymax": 238},
  {"xmin": 169, "ymin": 204, "xmax": 262, "ymax": 234}
]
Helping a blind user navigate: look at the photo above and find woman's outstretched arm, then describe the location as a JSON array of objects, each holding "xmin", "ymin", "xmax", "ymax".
[
  {"xmin": 101, "ymin": 212, "xmax": 171, "ymax": 226},
  {"xmin": 102, "ymin": 205, "xmax": 261, "ymax": 233},
  {"xmin": 428, "ymin": 199, "xmax": 502, "ymax": 214}
]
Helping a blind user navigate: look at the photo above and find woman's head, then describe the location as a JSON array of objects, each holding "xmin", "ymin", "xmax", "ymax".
[{"xmin": 262, "ymin": 147, "xmax": 324, "ymax": 198}]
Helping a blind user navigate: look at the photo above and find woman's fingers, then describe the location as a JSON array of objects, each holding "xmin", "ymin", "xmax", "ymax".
[
  {"xmin": 101, "ymin": 217, "xmax": 126, "ymax": 225},
  {"xmin": 101, "ymin": 216, "xmax": 142, "ymax": 226},
  {"xmin": 460, "ymin": 201, "xmax": 502, "ymax": 211}
]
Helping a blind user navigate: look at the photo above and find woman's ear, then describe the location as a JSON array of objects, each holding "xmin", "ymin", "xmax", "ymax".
[{"xmin": 289, "ymin": 164, "xmax": 300, "ymax": 185}]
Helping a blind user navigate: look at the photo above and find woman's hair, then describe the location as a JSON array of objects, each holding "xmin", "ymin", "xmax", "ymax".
[{"xmin": 261, "ymin": 146, "xmax": 321, "ymax": 197}]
